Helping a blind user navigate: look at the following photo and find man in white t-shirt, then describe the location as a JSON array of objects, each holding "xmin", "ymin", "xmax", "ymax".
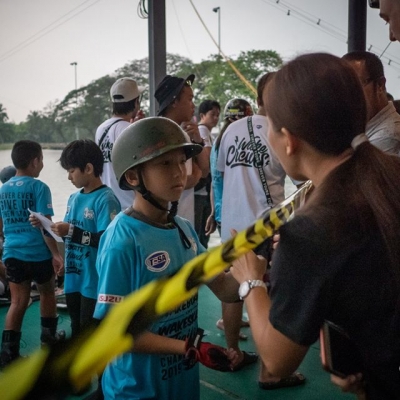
[
  {"xmin": 217, "ymin": 112, "xmax": 286, "ymax": 243},
  {"xmin": 95, "ymin": 77, "xmax": 144, "ymax": 210},
  {"xmin": 216, "ymin": 74, "xmax": 304, "ymax": 388},
  {"xmin": 194, "ymin": 100, "xmax": 221, "ymax": 247}
]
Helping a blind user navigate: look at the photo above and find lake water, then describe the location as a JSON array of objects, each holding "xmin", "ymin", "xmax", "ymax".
[
  {"xmin": 0, "ymin": 148, "xmax": 297, "ymax": 246},
  {"xmin": 0, "ymin": 149, "xmax": 75, "ymax": 222}
]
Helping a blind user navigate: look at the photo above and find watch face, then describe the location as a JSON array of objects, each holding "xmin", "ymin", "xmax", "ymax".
[{"xmin": 239, "ymin": 281, "xmax": 250, "ymax": 299}]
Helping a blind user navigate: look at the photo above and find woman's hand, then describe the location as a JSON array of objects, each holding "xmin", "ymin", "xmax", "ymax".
[
  {"xmin": 330, "ymin": 373, "xmax": 365, "ymax": 399},
  {"xmin": 229, "ymin": 229, "xmax": 267, "ymax": 283}
]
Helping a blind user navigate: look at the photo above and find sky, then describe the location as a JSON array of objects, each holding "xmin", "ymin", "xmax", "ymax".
[{"xmin": 0, "ymin": 0, "xmax": 399, "ymax": 124}]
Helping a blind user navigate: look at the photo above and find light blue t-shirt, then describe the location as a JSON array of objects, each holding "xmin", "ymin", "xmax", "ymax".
[
  {"xmin": 210, "ymin": 144, "xmax": 223, "ymax": 223},
  {"xmin": 94, "ymin": 212, "xmax": 205, "ymax": 400},
  {"xmin": 63, "ymin": 185, "xmax": 120, "ymax": 299},
  {"xmin": 0, "ymin": 176, "xmax": 53, "ymax": 262}
]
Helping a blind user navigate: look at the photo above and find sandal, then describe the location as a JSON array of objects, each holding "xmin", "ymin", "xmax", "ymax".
[
  {"xmin": 216, "ymin": 319, "xmax": 248, "ymax": 340},
  {"xmin": 258, "ymin": 372, "xmax": 306, "ymax": 390},
  {"xmin": 232, "ymin": 351, "xmax": 258, "ymax": 371}
]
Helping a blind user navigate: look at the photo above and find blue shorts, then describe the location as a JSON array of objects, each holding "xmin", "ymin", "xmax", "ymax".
[{"xmin": 4, "ymin": 258, "xmax": 54, "ymax": 284}]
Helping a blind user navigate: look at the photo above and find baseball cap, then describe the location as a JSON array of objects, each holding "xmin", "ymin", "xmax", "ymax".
[
  {"xmin": 110, "ymin": 77, "xmax": 144, "ymax": 103},
  {"xmin": 0, "ymin": 165, "xmax": 16, "ymax": 184},
  {"xmin": 154, "ymin": 74, "xmax": 195, "ymax": 116}
]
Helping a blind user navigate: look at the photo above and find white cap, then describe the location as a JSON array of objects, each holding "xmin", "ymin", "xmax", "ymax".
[{"xmin": 110, "ymin": 78, "xmax": 144, "ymax": 103}]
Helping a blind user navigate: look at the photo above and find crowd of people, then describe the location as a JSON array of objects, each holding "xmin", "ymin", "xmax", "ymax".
[{"xmin": 1, "ymin": 1, "xmax": 400, "ymax": 399}]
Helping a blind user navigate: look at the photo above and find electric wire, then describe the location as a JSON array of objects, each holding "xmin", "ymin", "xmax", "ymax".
[
  {"xmin": 189, "ymin": 0, "xmax": 257, "ymax": 96},
  {"xmin": 259, "ymin": 0, "xmax": 400, "ymax": 74},
  {"xmin": 0, "ymin": 0, "xmax": 103, "ymax": 64}
]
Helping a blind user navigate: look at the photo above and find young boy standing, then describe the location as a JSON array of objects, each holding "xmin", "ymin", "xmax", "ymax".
[
  {"xmin": 94, "ymin": 117, "xmax": 240, "ymax": 400},
  {"xmin": 0, "ymin": 140, "xmax": 65, "ymax": 367},
  {"xmin": 49, "ymin": 139, "xmax": 121, "ymax": 338}
]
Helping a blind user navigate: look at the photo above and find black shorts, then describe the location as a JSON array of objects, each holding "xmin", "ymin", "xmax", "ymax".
[{"xmin": 4, "ymin": 258, "xmax": 54, "ymax": 284}]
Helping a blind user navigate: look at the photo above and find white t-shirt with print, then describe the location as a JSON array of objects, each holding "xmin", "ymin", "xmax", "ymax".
[{"xmin": 217, "ymin": 115, "xmax": 286, "ymax": 242}]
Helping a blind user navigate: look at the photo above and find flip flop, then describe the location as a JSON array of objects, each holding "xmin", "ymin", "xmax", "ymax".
[
  {"xmin": 231, "ymin": 351, "xmax": 258, "ymax": 372},
  {"xmin": 216, "ymin": 319, "xmax": 248, "ymax": 340},
  {"xmin": 258, "ymin": 372, "xmax": 306, "ymax": 390}
]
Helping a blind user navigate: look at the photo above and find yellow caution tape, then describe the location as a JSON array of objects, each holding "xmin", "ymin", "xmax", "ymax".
[{"xmin": 0, "ymin": 181, "xmax": 312, "ymax": 400}]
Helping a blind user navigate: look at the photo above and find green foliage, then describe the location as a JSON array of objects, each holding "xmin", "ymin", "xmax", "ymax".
[
  {"xmin": 1, "ymin": 50, "xmax": 282, "ymax": 144},
  {"xmin": 0, "ymin": 104, "xmax": 15, "ymax": 143}
]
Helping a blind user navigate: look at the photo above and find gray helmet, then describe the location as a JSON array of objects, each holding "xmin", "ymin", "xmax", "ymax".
[
  {"xmin": 112, "ymin": 117, "xmax": 203, "ymax": 190},
  {"xmin": 0, "ymin": 165, "xmax": 16, "ymax": 184},
  {"xmin": 223, "ymin": 98, "xmax": 253, "ymax": 120}
]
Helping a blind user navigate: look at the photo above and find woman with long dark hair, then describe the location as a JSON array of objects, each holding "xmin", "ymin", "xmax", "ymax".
[{"xmin": 230, "ymin": 53, "xmax": 400, "ymax": 399}]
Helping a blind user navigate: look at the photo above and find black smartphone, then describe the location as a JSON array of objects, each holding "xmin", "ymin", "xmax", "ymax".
[{"xmin": 320, "ymin": 320, "xmax": 363, "ymax": 378}]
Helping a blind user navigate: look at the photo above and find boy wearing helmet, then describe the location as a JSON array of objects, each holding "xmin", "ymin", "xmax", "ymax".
[{"xmin": 93, "ymin": 117, "xmax": 239, "ymax": 399}]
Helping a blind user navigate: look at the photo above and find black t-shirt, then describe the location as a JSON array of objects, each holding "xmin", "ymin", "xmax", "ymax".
[{"xmin": 269, "ymin": 215, "xmax": 400, "ymax": 399}]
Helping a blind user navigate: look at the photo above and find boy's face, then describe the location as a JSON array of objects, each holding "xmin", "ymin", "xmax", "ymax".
[
  {"xmin": 174, "ymin": 86, "xmax": 195, "ymax": 123},
  {"xmin": 141, "ymin": 148, "xmax": 187, "ymax": 206},
  {"xmin": 201, "ymin": 107, "xmax": 220, "ymax": 130},
  {"xmin": 66, "ymin": 167, "xmax": 89, "ymax": 189},
  {"xmin": 33, "ymin": 152, "xmax": 44, "ymax": 177}
]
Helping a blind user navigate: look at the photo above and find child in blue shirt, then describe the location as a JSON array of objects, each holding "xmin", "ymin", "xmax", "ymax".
[
  {"xmin": 94, "ymin": 117, "xmax": 240, "ymax": 400},
  {"xmin": 0, "ymin": 140, "xmax": 65, "ymax": 368},
  {"xmin": 49, "ymin": 139, "xmax": 121, "ymax": 338}
]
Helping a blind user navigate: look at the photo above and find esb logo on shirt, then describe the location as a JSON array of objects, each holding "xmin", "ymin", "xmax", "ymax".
[{"xmin": 145, "ymin": 251, "xmax": 170, "ymax": 272}]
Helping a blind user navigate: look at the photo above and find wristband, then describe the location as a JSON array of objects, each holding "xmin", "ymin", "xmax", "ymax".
[{"xmin": 67, "ymin": 224, "xmax": 74, "ymax": 237}]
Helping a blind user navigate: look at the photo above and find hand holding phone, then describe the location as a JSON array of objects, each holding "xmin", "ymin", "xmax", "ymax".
[{"xmin": 320, "ymin": 320, "xmax": 364, "ymax": 378}]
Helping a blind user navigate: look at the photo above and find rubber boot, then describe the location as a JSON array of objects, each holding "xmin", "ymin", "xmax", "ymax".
[
  {"xmin": 0, "ymin": 330, "xmax": 21, "ymax": 368},
  {"xmin": 40, "ymin": 316, "xmax": 66, "ymax": 345}
]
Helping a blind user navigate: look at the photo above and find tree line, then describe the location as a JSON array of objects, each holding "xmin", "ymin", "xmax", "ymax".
[{"xmin": 0, "ymin": 50, "xmax": 282, "ymax": 144}]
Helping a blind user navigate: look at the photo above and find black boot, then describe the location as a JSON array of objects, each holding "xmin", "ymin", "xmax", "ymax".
[
  {"xmin": 0, "ymin": 330, "xmax": 21, "ymax": 368},
  {"xmin": 40, "ymin": 316, "xmax": 66, "ymax": 345}
]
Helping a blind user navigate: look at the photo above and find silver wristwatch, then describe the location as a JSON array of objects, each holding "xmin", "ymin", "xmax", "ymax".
[{"xmin": 238, "ymin": 279, "xmax": 267, "ymax": 300}]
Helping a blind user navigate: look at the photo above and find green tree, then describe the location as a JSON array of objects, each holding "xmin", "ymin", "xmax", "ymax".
[
  {"xmin": 194, "ymin": 50, "xmax": 283, "ymax": 111},
  {"xmin": 0, "ymin": 104, "xmax": 14, "ymax": 143},
  {"xmin": 0, "ymin": 50, "xmax": 282, "ymax": 144}
]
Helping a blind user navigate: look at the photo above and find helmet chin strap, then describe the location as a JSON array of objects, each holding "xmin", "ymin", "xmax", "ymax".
[{"xmin": 137, "ymin": 170, "xmax": 191, "ymax": 249}]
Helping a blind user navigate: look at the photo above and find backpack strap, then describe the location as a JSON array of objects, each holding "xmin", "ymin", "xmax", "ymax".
[
  {"xmin": 247, "ymin": 116, "xmax": 273, "ymax": 206},
  {"xmin": 97, "ymin": 118, "xmax": 124, "ymax": 148}
]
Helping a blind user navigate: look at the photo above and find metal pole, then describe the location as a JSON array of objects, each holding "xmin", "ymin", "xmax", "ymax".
[
  {"xmin": 148, "ymin": 0, "xmax": 166, "ymax": 117},
  {"xmin": 70, "ymin": 62, "xmax": 79, "ymax": 140},
  {"xmin": 218, "ymin": 8, "xmax": 221, "ymax": 52},
  {"xmin": 213, "ymin": 7, "xmax": 221, "ymax": 53},
  {"xmin": 348, "ymin": 0, "xmax": 367, "ymax": 52}
]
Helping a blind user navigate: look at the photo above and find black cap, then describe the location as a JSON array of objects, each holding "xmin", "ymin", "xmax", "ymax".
[{"xmin": 154, "ymin": 74, "xmax": 195, "ymax": 116}]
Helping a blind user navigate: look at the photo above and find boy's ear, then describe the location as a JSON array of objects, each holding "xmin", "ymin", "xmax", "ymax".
[
  {"xmin": 85, "ymin": 163, "xmax": 94, "ymax": 174},
  {"xmin": 125, "ymin": 169, "xmax": 139, "ymax": 187}
]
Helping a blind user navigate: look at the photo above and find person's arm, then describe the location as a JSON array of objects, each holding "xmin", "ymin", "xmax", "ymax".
[
  {"xmin": 184, "ymin": 160, "xmax": 202, "ymax": 189},
  {"xmin": 207, "ymin": 270, "xmax": 240, "ymax": 303},
  {"xmin": 183, "ymin": 123, "xmax": 210, "ymax": 177},
  {"xmin": 51, "ymin": 222, "xmax": 104, "ymax": 248},
  {"xmin": 230, "ymin": 250, "xmax": 308, "ymax": 377},
  {"xmin": 205, "ymin": 186, "xmax": 217, "ymax": 236},
  {"xmin": 43, "ymin": 215, "xmax": 64, "ymax": 276},
  {"xmin": 130, "ymin": 331, "xmax": 186, "ymax": 354}
]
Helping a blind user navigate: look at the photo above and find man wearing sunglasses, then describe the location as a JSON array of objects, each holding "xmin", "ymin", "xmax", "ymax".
[
  {"xmin": 95, "ymin": 77, "xmax": 145, "ymax": 209},
  {"xmin": 342, "ymin": 51, "xmax": 400, "ymax": 155}
]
